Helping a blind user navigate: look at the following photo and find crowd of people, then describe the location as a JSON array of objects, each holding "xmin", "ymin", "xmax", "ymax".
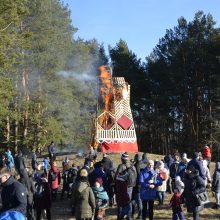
[{"xmin": 0, "ymin": 144, "xmax": 219, "ymax": 220}]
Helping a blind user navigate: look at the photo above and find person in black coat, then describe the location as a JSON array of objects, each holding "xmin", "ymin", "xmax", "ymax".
[
  {"xmin": 132, "ymin": 153, "xmax": 145, "ymax": 219},
  {"xmin": 19, "ymin": 169, "xmax": 35, "ymax": 220},
  {"xmin": 48, "ymin": 141, "xmax": 56, "ymax": 164},
  {"xmin": 0, "ymin": 167, "xmax": 27, "ymax": 216},
  {"xmin": 31, "ymin": 153, "xmax": 38, "ymax": 173},
  {"xmin": 182, "ymin": 165, "xmax": 206, "ymax": 220},
  {"xmin": 164, "ymin": 154, "xmax": 174, "ymax": 194},
  {"xmin": 164, "ymin": 154, "xmax": 174, "ymax": 169},
  {"xmin": 14, "ymin": 150, "xmax": 26, "ymax": 175},
  {"xmin": 34, "ymin": 173, "xmax": 51, "ymax": 220},
  {"xmin": 101, "ymin": 154, "xmax": 113, "ymax": 174},
  {"xmin": 188, "ymin": 152, "xmax": 206, "ymax": 179},
  {"xmin": 212, "ymin": 162, "xmax": 220, "ymax": 209}
]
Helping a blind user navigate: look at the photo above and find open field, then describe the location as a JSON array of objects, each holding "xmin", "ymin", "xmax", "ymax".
[{"xmin": 35, "ymin": 152, "xmax": 219, "ymax": 220}]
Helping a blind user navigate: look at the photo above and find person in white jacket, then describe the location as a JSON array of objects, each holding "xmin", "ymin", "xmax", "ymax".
[
  {"xmin": 156, "ymin": 161, "xmax": 169, "ymax": 205},
  {"xmin": 202, "ymin": 159, "xmax": 211, "ymax": 187}
]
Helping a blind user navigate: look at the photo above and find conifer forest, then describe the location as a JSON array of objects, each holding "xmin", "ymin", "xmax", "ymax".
[{"xmin": 1, "ymin": 1, "xmax": 220, "ymax": 159}]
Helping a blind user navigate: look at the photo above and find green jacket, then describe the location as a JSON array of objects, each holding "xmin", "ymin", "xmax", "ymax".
[{"xmin": 71, "ymin": 179, "xmax": 96, "ymax": 219}]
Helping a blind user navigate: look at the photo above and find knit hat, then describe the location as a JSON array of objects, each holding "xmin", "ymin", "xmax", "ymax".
[
  {"xmin": 80, "ymin": 168, "xmax": 88, "ymax": 177},
  {"xmin": 95, "ymin": 178, "xmax": 103, "ymax": 186},
  {"xmin": 121, "ymin": 152, "xmax": 129, "ymax": 161}
]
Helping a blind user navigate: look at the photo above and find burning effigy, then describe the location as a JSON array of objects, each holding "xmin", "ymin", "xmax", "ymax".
[{"xmin": 91, "ymin": 65, "xmax": 138, "ymax": 152}]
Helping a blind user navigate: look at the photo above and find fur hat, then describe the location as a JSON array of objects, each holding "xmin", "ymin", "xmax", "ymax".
[{"xmin": 80, "ymin": 168, "xmax": 88, "ymax": 177}]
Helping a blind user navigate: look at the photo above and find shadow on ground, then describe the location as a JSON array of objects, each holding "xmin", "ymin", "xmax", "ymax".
[{"xmin": 50, "ymin": 197, "xmax": 220, "ymax": 220}]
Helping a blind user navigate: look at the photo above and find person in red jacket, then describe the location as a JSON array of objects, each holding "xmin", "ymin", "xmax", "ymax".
[
  {"xmin": 202, "ymin": 145, "xmax": 212, "ymax": 168},
  {"xmin": 48, "ymin": 161, "xmax": 61, "ymax": 201}
]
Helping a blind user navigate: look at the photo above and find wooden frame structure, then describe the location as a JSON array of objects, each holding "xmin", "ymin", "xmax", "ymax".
[{"xmin": 95, "ymin": 73, "xmax": 138, "ymax": 152}]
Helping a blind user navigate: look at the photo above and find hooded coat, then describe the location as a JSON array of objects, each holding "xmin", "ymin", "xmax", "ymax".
[
  {"xmin": 182, "ymin": 170, "xmax": 206, "ymax": 213},
  {"xmin": 212, "ymin": 162, "xmax": 220, "ymax": 193},
  {"xmin": 71, "ymin": 178, "xmax": 96, "ymax": 219}
]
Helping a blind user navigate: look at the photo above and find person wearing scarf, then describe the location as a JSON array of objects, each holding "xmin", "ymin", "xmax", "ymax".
[{"xmin": 92, "ymin": 178, "xmax": 109, "ymax": 219}]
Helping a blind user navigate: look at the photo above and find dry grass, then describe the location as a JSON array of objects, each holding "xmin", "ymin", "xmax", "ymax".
[{"xmin": 35, "ymin": 152, "xmax": 219, "ymax": 220}]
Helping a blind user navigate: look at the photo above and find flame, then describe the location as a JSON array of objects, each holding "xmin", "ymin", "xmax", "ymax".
[{"xmin": 99, "ymin": 66, "xmax": 111, "ymax": 112}]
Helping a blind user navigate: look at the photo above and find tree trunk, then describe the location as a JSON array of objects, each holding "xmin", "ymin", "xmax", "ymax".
[
  {"xmin": 36, "ymin": 74, "xmax": 42, "ymax": 150},
  {"xmin": 22, "ymin": 67, "xmax": 29, "ymax": 142},
  {"xmin": 5, "ymin": 115, "xmax": 10, "ymax": 148},
  {"xmin": 13, "ymin": 79, "xmax": 19, "ymax": 152}
]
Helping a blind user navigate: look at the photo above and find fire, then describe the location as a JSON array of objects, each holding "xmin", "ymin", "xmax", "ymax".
[{"xmin": 99, "ymin": 66, "xmax": 111, "ymax": 112}]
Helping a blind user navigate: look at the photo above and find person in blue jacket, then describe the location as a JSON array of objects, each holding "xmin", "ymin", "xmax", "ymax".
[
  {"xmin": 5, "ymin": 150, "xmax": 14, "ymax": 173},
  {"xmin": 140, "ymin": 160, "xmax": 162, "ymax": 220},
  {"xmin": 0, "ymin": 211, "xmax": 26, "ymax": 220},
  {"xmin": 42, "ymin": 157, "xmax": 49, "ymax": 176}
]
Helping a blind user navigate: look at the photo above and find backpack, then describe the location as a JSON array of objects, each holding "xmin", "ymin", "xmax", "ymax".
[
  {"xmin": 126, "ymin": 165, "xmax": 137, "ymax": 187},
  {"xmin": 50, "ymin": 171, "xmax": 57, "ymax": 181},
  {"xmin": 34, "ymin": 182, "xmax": 44, "ymax": 198}
]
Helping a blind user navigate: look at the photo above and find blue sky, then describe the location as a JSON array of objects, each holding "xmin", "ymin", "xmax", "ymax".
[{"xmin": 63, "ymin": 0, "xmax": 220, "ymax": 61}]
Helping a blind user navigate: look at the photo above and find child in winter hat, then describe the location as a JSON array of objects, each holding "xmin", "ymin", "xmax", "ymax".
[{"xmin": 175, "ymin": 176, "xmax": 185, "ymax": 195}]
